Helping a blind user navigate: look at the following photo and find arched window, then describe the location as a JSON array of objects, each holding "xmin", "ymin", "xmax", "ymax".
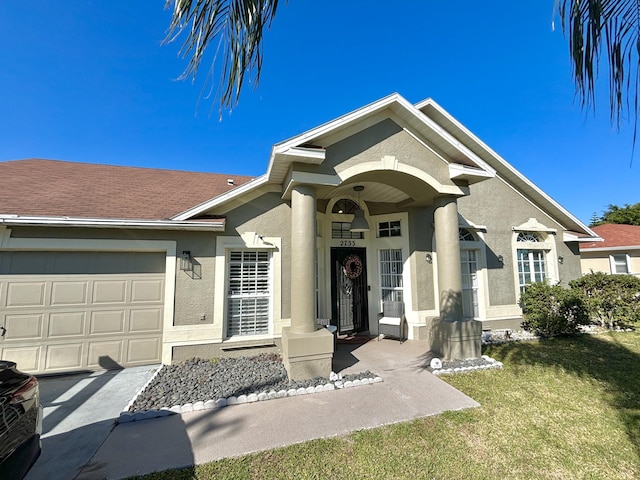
[
  {"xmin": 459, "ymin": 228, "xmax": 476, "ymax": 242},
  {"xmin": 516, "ymin": 231, "xmax": 547, "ymax": 291},
  {"xmin": 332, "ymin": 199, "xmax": 360, "ymax": 214},
  {"xmin": 517, "ymin": 232, "xmax": 540, "ymax": 243}
]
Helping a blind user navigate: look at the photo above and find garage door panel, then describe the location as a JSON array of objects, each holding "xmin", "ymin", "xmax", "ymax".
[
  {"xmin": 126, "ymin": 337, "xmax": 161, "ymax": 364},
  {"xmin": 87, "ymin": 341, "xmax": 123, "ymax": 369},
  {"xmin": 51, "ymin": 281, "xmax": 88, "ymax": 305},
  {"xmin": 90, "ymin": 310, "xmax": 126, "ymax": 335},
  {"xmin": 131, "ymin": 279, "xmax": 163, "ymax": 303},
  {"xmin": 0, "ymin": 251, "xmax": 165, "ymax": 374},
  {"xmin": 45, "ymin": 343, "xmax": 83, "ymax": 370},
  {"xmin": 130, "ymin": 309, "xmax": 162, "ymax": 333},
  {"xmin": 93, "ymin": 281, "xmax": 127, "ymax": 304},
  {"xmin": 6, "ymin": 282, "xmax": 46, "ymax": 307},
  {"xmin": 48, "ymin": 312, "xmax": 85, "ymax": 337},
  {"xmin": 0, "ymin": 346, "xmax": 41, "ymax": 371},
  {"xmin": 5, "ymin": 314, "xmax": 43, "ymax": 339}
]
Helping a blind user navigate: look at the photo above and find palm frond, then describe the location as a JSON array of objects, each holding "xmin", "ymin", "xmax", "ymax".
[
  {"xmin": 558, "ymin": 0, "xmax": 640, "ymax": 130},
  {"xmin": 164, "ymin": 0, "xmax": 280, "ymax": 114}
]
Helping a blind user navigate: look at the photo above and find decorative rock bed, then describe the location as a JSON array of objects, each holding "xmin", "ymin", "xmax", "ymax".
[
  {"xmin": 429, "ymin": 355, "xmax": 503, "ymax": 376},
  {"xmin": 119, "ymin": 355, "xmax": 381, "ymax": 423}
]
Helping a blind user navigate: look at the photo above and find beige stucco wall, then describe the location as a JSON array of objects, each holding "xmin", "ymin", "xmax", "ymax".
[
  {"xmin": 457, "ymin": 177, "xmax": 583, "ymax": 308},
  {"xmin": 581, "ymin": 250, "xmax": 640, "ymax": 275},
  {"xmin": 304, "ymin": 118, "xmax": 456, "ymax": 189},
  {"xmin": 407, "ymin": 207, "xmax": 436, "ymax": 312}
]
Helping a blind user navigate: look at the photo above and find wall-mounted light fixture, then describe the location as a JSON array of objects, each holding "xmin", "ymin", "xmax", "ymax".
[
  {"xmin": 180, "ymin": 251, "xmax": 193, "ymax": 272},
  {"xmin": 497, "ymin": 255, "xmax": 504, "ymax": 263},
  {"xmin": 349, "ymin": 185, "xmax": 370, "ymax": 232},
  {"xmin": 425, "ymin": 253, "xmax": 433, "ymax": 264},
  {"xmin": 558, "ymin": 256, "xmax": 564, "ymax": 264}
]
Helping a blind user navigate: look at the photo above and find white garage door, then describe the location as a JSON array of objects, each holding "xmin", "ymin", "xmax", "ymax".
[{"xmin": 0, "ymin": 251, "xmax": 165, "ymax": 374}]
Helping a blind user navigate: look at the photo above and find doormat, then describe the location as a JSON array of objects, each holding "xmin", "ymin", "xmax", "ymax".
[{"xmin": 337, "ymin": 335, "xmax": 373, "ymax": 345}]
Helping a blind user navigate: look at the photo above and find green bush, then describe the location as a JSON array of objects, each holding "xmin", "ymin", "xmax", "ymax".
[
  {"xmin": 519, "ymin": 282, "xmax": 590, "ymax": 337},
  {"xmin": 569, "ymin": 272, "xmax": 640, "ymax": 329}
]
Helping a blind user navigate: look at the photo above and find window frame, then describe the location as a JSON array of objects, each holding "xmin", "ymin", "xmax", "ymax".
[
  {"xmin": 226, "ymin": 250, "xmax": 272, "ymax": 337},
  {"xmin": 378, "ymin": 220, "xmax": 402, "ymax": 238},
  {"xmin": 379, "ymin": 248, "xmax": 404, "ymax": 303},
  {"xmin": 610, "ymin": 253, "xmax": 630, "ymax": 274}
]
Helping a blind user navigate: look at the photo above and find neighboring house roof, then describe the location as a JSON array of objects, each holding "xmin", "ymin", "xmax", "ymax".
[
  {"xmin": 580, "ymin": 224, "xmax": 640, "ymax": 250},
  {"xmin": 0, "ymin": 159, "xmax": 253, "ymax": 230}
]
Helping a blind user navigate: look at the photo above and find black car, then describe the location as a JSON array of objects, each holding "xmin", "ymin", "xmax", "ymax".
[{"xmin": 0, "ymin": 360, "xmax": 42, "ymax": 480}]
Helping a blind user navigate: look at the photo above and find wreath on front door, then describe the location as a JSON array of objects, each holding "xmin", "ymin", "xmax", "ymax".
[{"xmin": 343, "ymin": 254, "xmax": 363, "ymax": 279}]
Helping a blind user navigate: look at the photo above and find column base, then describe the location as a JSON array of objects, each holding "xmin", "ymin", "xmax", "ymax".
[
  {"xmin": 281, "ymin": 327, "xmax": 334, "ymax": 381},
  {"xmin": 425, "ymin": 317, "xmax": 482, "ymax": 360}
]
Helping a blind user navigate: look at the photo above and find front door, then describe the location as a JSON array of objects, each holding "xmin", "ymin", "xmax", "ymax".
[{"xmin": 331, "ymin": 248, "xmax": 369, "ymax": 334}]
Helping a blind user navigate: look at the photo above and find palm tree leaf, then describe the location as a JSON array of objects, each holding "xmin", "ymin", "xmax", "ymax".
[{"xmin": 163, "ymin": 0, "xmax": 280, "ymax": 114}]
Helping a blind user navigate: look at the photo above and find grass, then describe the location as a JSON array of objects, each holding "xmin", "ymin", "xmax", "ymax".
[{"xmin": 128, "ymin": 331, "xmax": 640, "ymax": 480}]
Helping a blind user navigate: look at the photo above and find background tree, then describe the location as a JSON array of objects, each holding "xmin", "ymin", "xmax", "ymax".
[{"xmin": 590, "ymin": 202, "xmax": 640, "ymax": 225}]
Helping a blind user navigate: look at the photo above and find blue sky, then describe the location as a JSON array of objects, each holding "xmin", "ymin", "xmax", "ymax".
[{"xmin": 1, "ymin": 1, "xmax": 638, "ymax": 225}]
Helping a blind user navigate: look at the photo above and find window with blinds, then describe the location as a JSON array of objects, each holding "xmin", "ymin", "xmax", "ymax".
[
  {"xmin": 380, "ymin": 249, "xmax": 403, "ymax": 302},
  {"xmin": 227, "ymin": 251, "xmax": 270, "ymax": 336}
]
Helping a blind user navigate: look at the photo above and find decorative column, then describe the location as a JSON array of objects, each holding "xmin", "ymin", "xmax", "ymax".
[
  {"xmin": 433, "ymin": 196, "xmax": 463, "ymax": 321},
  {"xmin": 290, "ymin": 185, "xmax": 318, "ymax": 334},
  {"xmin": 282, "ymin": 185, "xmax": 333, "ymax": 380},
  {"xmin": 427, "ymin": 196, "xmax": 482, "ymax": 360}
]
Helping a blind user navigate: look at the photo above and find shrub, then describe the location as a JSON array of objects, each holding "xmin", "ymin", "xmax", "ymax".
[
  {"xmin": 519, "ymin": 282, "xmax": 590, "ymax": 337},
  {"xmin": 569, "ymin": 272, "xmax": 640, "ymax": 329}
]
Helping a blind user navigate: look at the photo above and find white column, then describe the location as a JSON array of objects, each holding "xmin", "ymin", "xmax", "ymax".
[
  {"xmin": 290, "ymin": 185, "xmax": 317, "ymax": 334},
  {"xmin": 434, "ymin": 196, "xmax": 463, "ymax": 322}
]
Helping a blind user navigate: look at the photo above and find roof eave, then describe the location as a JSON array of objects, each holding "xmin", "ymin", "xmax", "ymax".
[
  {"xmin": 0, "ymin": 215, "xmax": 225, "ymax": 231},
  {"xmin": 171, "ymin": 175, "xmax": 270, "ymax": 220}
]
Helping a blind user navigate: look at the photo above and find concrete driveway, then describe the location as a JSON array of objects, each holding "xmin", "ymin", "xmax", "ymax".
[{"xmin": 25, "ymin": 365, "xmax": 159, "ymax": 480}]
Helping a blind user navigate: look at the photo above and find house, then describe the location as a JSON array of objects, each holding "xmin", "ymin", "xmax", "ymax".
[
  {"xmin": 0, "ymin": 93, "xmax": 598, "ymax": 379},
  {"xmin": 580, "ymin": 224, "xmax": 640, "ymax": 276}
]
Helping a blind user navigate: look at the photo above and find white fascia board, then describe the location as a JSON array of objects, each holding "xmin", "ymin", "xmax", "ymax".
[
  {"xmin": 0, "ymin": 215, "xmax": 224, "ymax": 231},
  {"xmin": 581, "ymin": 245, "xmax": 639, "ymax": 252},
  {"xmin": 449, "ymin": 163, "xmax": 495, "ymax": 182},
  {"xmin": 565, "ymin": 232, "xmax": 604, "ymax": 243},
  {"xmin": 419, "ymin": 98, "xmax": 598, "ymax": 239},
  {"xmin": 266, "ymin": 93, "xmax": 495, "ymax": 182},
  {"xmin": 171, "ymin": 174, "xmax": 270, "ymax": 221},
  {"xmin": 281, "ymin": 146, "xmax": 326, "ymax": 163},
  {"xmin": 266, "ymin": 93, "xmax": 403, "ymax": 179}
]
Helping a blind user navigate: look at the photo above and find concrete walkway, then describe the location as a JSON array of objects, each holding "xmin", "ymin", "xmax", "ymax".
[
  {"xmin": 77, "ymin": 338, "xmax": 479, "ymax": 480},
  {"xmin": 26, "ymin": 365, "xmax": 160, "ymax": 480}
]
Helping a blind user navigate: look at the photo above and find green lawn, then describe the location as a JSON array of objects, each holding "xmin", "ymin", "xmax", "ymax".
[{"xmin": 129, "ymin": 331, "xmax": 640, "ymax": 480}]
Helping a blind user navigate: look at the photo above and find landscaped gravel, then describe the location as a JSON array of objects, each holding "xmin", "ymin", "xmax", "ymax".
[{"xmin": 128, "ymin": 354, "xmax": 377, "ymax": 413}]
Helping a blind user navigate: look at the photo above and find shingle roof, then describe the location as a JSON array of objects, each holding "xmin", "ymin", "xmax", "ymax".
[
  {"xmin": 580, "ymin": 224, "xmax": 640, "ymax": 250},
  {"xmin": 0, "ymin": 159, "xmax": 254, "ymax": 220}
]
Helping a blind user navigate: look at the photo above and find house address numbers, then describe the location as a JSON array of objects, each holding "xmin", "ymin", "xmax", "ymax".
[{"xmin": 339, "ymin": 240, "xmax": 358, "ymax": 247}]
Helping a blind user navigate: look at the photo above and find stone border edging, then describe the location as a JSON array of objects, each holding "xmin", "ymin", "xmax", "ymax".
[
  {"xmin": 431, "ymin": 355, "xmax": 503, "ymax": 376},
  {"xmin": 118, "ymin": 374, "xmax": 383, "ymax": 424}
]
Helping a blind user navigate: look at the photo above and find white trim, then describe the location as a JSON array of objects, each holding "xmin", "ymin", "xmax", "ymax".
[
  {"xmin": 564, "ymin": 232, "xmax": 603, "ymax": 242},
  {"xmin": 337, "ymin": 160, "xmax": 467, "ymax": 197},
  {"xmin": 213, "ymin": 236, "xmax": 282, "ymax": 342},
  {"xmin": 609, "ymin": 253, "xmax": 631, "ymax": 274},
  {"xmin": 0, "ymin": 215, "xmax": 224, "ymax": 231},
  {"xmin": 581, "ymin": 245, "xmax": 639, "ymax": 252},
  {"xmin": 415, "ymin": 98, "xmax": 597, "ymax": 239},
  {"xmin": 0, "ymin": 236, "xmax": 177, "ymax": 365},
  {"xmin": 0, "ymin": 227, "xmax": 10, "ymax": 248},
  {"xmin": 171, "ymin": 175, "xmax": 270, "ymax": 221}
]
